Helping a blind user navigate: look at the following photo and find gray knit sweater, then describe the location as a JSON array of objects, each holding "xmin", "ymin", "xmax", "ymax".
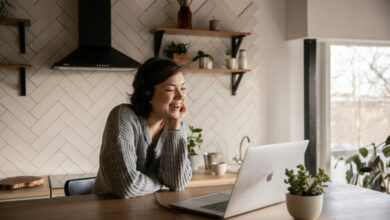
[{"xmin": 93, "ymin": 104, "xmax": 192, "ymax": 198}]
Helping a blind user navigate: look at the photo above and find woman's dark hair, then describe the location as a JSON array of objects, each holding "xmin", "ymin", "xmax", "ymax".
[{"xmin": 130, "ymin": 57, "xmax": 182, "ymax": 118}]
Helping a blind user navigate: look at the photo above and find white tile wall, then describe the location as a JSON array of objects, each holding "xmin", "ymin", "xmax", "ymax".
[{"xmin": 0, "ymin": 0, "xmax": 267, "ymax": 177}]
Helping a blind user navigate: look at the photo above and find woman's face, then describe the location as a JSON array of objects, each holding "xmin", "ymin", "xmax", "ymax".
[{"xmin": 150, "ymin": 72, "xmax": 186, "ymax": 120}]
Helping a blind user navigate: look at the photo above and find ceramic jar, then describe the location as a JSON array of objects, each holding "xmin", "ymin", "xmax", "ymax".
[
  {"xmin": 238, "ymin": 49, "xmax": 247, "ymax": 69},
  {"xmin": 286, "ymin": 193, "xmax": 324, "ymax": 220}
]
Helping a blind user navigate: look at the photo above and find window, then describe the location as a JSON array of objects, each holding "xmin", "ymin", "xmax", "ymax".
[{"xmin": 329, "ymin": 44, "xmax": 390, "ymax": 182}]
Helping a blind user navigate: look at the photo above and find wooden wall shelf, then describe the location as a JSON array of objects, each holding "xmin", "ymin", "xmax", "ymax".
[
  {"xmin": 0, "ymin": 64, "xmax": 32, "ymax": 69},
  {"xmin": 0, "ymin": 64, "xmax": 31, "ymax": 96},
  {"xmin": 0, "ymin": 17, "xmax": 31, "ymax": 26},
  {"xmin": 182, "ymin": 68, "xmax": 251, "ymax": 74},
  {"xmin": 152, "ymin": 27, "xmax": 251, "ymax": 95},
  {"xmin": 0, "ymin": 17, "xmax": 31, "ymax": 54},
  {"xmin": 151, "ymin": 27, "xmax": 250, "ymax": 37},
  {"xmin": 0, "ymin": 17, "xmax": 31, "ymax": 96}
]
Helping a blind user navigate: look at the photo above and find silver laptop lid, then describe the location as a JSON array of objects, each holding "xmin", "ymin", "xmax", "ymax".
[{"xmin": 224, "ymin": 140, "xmax": 308, "ymax": 218}]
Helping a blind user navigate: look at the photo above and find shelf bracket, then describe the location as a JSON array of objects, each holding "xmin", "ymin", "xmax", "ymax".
[
  {"xmin": 231, "ymin": 35, "xmax": 244, "ymax": 58},
  {"xmin": 19, "ymin": 67, "xmax": 26, "ymax": 96},
  {"xmin": 154, "ymin": 31, "xmax": 165, "ymax": 57},
  {"xmin": 231, "ymin": 72, "xmax": 244, "ymax": 96},
  {"xmin": 18, "ymin": 22, "xmax": 26, "ymax": 54}
]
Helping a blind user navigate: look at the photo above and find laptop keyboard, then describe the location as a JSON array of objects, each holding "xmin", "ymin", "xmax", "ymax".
[{"xmin": 201, "ymin": 200, "xmax": 228, "ymax": 212}]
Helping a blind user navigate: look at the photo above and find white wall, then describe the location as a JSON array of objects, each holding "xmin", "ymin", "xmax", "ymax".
[
  {"xmin": 286, "ymin": 0, "xmax": 307, "ymax": 40},
  {"xmin": 256, "ymin": 0, "xmax": 305, "ymax": 143},
  {"xmin": 287, "ymin": 0, "xmax": 390, "ymax": 41},
  {"xmin": 0, "ymin": 0, "xmax": 303, "ymax": 177},
  {"xmin": 308, "ymin": 0, "xmax": 390, "ymax": 41}
]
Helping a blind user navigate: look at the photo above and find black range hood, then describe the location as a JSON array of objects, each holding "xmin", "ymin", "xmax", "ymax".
[{"xmin": 53, "ymin": 0, "xmax": 140, "ymax": 71}]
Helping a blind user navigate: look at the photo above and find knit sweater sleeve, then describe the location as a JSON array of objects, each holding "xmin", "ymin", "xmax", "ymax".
[
  {"xmin": 96, "ymin": 106, "xmax": 162, "ymax": 198},
  {"xmin": 158, "ymin": 124, "xmax": 192, "ymax": 191}
]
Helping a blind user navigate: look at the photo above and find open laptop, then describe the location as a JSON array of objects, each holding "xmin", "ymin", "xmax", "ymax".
[{"xmin": 171, "ymin": 140, "xmax": 309, "ymax": 219}]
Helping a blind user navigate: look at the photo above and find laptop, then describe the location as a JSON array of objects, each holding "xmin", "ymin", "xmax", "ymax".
[{"xmin": 171, "ymin": 140, "xmax": 309, "ymax": 219}]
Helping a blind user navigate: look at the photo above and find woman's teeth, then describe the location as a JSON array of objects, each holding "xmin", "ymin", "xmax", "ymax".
[{"xmin": 170, "ymin": 103, "xmax": 181, "ymax": 109}]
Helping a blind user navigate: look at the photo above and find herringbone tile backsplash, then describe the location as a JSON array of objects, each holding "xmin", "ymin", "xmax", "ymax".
[{"xmin": 0, "ymin": 0, "xmax": 266, "ymax": 177}]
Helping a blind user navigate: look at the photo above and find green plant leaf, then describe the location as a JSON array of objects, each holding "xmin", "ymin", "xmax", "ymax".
[
  {"xmin": 363, "ymin": 175, "xmax": 369, "ymax": 186},
  {"xmin": 359, "ymin": 147, "xmax": 369, "ymax": 157},
  {"xmin": 351, "ymin": 173, "xmax": 359, "ymax": 185},
  {"xmin": 345, "ymin": 155, "xmax": 358, "ymax": 164},
  {"xmin": 334, "ymin": 157, "xmax": 344, "ymax": 168},
  {"xmin": 359, "ymin": 166, "xmax": 372, "ymax": 173},
  {"xmin": 371, "ymin": 172, "xmax": 382, "ymax": 185},
  {"xmin": 379, "ymin": 160, "xmax": 385, "ymax": 172},
  {"xmin": 346, "ymin": 165, "xmax": 353, "ymax": 184},
  {"xmin": 371, "ymin": 156, "xmax": 380, "ymax": 167},
  {"xmin": 386, "ymin": 135, "xmax": 390, "ymax": 146},
  {"xmin": 383, "ymin": 146, "xmax": 390, "ymax": 157}
]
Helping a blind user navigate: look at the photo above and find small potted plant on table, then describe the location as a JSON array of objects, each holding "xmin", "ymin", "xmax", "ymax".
[
  {"xmin": 187, "ymin": 125, "xmax": 203, "ymax": 171},
  {"xmin": 284, "ymin": 164, "xmax": 331, "ymax": 220}
]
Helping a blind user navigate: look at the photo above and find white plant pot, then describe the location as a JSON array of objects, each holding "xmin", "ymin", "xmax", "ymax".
[
  {"xmin": 286, "ymin": 193, "xmax": 323, "ymax": 220},
  {"xmin": 199, "ymin": 57, "xmax": 213, "ymax": 69},
  {"xmin": 189, "ymin": 154, "xmax": 203, "ymax": 171},
  {"xmin": 225, "ymin": 58, "xmax": 237, "ymax": 69}
]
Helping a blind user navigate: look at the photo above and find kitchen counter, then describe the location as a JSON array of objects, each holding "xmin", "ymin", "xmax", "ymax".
[
  {"xmin": 0, "ymin": 170, "xmax": 236, "ymax": 201},
  {"xmin": 0, "ymin": 176, "xmax": 50, "ymax": 201}
]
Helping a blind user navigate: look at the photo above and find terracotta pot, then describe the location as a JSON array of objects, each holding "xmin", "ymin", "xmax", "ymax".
[
  {"xmin": 286, "ymin": 193, "xmax": 323, "ymax": 220},
  {"xmin": 173, "ymin": 53, "xmax": 190, "ymax": 65}
]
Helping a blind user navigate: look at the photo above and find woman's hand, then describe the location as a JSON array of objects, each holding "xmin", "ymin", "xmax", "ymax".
[{"xmin": 167, "ymin": 101, "xmax": 186, "ymax": 131}]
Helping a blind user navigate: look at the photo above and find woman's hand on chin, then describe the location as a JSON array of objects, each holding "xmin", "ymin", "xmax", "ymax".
[{"xmin": 167, "ymin": 101, "xmax": 186, "ymax": 131}]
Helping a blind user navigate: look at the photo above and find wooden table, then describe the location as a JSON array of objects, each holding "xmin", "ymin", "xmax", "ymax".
[
  {"xmin": 0, "ymin": 183, "xmax": 389, "ymax": 220},
  {"xmin": 0, "ymin": 171, "xmax": 236, "ymax": 201}
]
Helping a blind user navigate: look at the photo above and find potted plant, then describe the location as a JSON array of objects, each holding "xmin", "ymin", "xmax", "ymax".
[
  {"xmin": 335, "ymin": 135, "xmax": 390, "ymax": 193},
  {"xmin": 163, "ymin": 41, "xmax": 190, "ymax": 65},
  {"xmin": 192, "ymin": 50, "xmax": 213, "ymax": 69},
  {"xmin": 0, "ymin": 0, "xmax": 11, "ymax": 17},
  {"xmin": 284, "ymin": 164, "xmax": 331, "ymax": 220},
  {"xmin": 187, "ymin": 125, "xmax": 203, "ymax": 171}
]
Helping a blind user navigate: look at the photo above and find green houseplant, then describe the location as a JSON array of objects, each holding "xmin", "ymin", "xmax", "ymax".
[
  {"xmin": 163, "ymin": 41, "xmax": 188, "ymax": 58},
  {"xmin": 163, "ymin": 41, "xmax": 190, "ymax": 65},
  {"xmin": 284, "ymin": 164, "xmax": 331, "ymax": 220},
  {"xmin": 192, "ymin": 50, "xmax": 213, "ymax": 69},
  {"xmin": 187, "ymin": 125, "xmax": 203, "ymax": 171},
  {"xmin": 335, "ymin": 135, "xmax": 390, "ymax": 193}
]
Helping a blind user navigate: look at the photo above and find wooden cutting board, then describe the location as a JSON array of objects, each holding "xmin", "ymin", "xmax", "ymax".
[{"xmin": 0, "ymin": 176, "xmax": 44, "ymax": 190}]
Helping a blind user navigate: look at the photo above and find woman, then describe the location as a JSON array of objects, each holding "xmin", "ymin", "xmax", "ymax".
[{"xmin": 93, "ymin": 58, "xmax": 192, "ymax": 198}]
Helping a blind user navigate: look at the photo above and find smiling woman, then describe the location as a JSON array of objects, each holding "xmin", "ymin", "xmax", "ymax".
[{"xmin": 93, "ymin": 58, "xmax": 192, "ymax": 198}]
